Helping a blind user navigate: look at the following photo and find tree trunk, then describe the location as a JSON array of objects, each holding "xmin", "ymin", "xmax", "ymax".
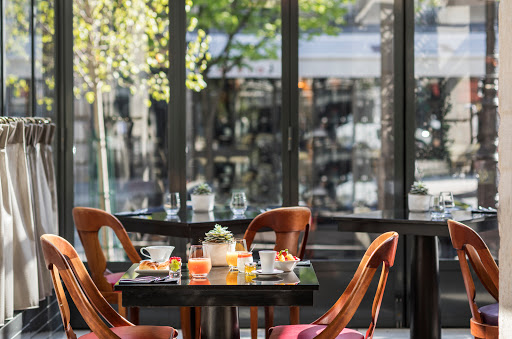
[
  {"xmin": 476, "ymin": 1, "xmax": 498, "ymax": 207},
  {"xmin": 378, "ymin": 2, "xmax": 395, "ymax": 210}
]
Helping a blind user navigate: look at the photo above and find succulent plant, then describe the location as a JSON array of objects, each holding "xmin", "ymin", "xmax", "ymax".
[
  {"xmin": 409, "ymin": 181, "xmax": 429, "ymax": 195},
  {"xmin": 193, "ymin": 183, "xmax": 213, "ymax": 195},
  {"xmin": 203, "ymin": 224, "xmax": 234, "ymax": 243}
]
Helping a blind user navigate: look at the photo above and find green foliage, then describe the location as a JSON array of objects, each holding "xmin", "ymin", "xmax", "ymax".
[
  {"xmin": 203, "ymin": 224, "xmax": 234, "ymax": 243},
  {"xmin": 72, "ymin": 0, "xmax": 209, "ymax": 105},
  {"xmin": 409, "ymin": 181, "xmax": 429, "ymax": 195},
  {"xmin": 193, "ymin": 183, "xmax": 213, "ymax": 195}
]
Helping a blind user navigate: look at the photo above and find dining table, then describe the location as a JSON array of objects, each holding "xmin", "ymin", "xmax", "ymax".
[
  {"xmin": 114, "ymin": 263, "xmax": 320, "ymax": 339},
  {"xmin": 320, "ymin": 208, "xmax": 497, "ymax": 339}
]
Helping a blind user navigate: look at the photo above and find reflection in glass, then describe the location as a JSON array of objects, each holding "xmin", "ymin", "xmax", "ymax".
[
  {"xmin": 186, "ymin": 0, "xmax": 282, "ymax": 207},
  {"xmin": 298, "ymin": 0, "xmax": 395, "ymax": 213},
  {"xmin": 35, "ymin": 0, "xmax": 55, "ymax": 118},
  {"xmin": 414, "ymin": 0, "xmax": 499, "ymax": 258},
  {"xmin": 5, "ymin": 0, "xmax": 32, "ymax": 116}
]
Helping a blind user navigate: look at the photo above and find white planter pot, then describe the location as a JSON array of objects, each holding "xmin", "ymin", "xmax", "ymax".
[
  {"xmin": 202, "ymin": 242, "xmax": 235, "ymax": 267},
  {"xmin": 191, "ymin": 194, "xmax": 215, "ymax": 212},
  {"xmin": 408, "ymin": 194, "xmax": 431, "ymax": 212}
]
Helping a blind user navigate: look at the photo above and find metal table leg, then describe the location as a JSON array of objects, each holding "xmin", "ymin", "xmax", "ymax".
[
  {"xmin": 200, "ymin": 306, "xmax": 240, "ymax": 339},
  {"xmin": 410, "ymin": 235, "xmax": 441, "ymax": 339}
]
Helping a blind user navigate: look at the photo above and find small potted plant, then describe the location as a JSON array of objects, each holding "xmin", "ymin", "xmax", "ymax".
[
  {"xmin": 191, "ymin": 183, "xmax": 215, "ymax": 212},
  {"xmin": 408, "ymin": 181, "xmax": 431, "ymax": 212},
  {"xmin": 202, "ymin": 224, "xmax": 235, "ymax": 266}
]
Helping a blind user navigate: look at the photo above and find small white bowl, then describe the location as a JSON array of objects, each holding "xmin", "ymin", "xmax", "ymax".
[{"xmin": 274, "ymin": 260, "xmax": 299, "ymax": 272}]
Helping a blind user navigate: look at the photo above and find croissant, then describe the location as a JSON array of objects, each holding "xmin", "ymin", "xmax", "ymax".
[
  {"xmin": 138, "ymin": 260, "xmax": 157, "ymax": 270},
  {"xmin": 156, "ymin": 261, "xmax": 169, "ymax": 270}
]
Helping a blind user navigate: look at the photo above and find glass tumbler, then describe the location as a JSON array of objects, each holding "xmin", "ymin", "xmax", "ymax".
[
  {"xmin": 230, "ymin": 192, "xmax": 248, "ymax": 215},
  {"xmin": 430, "ymin": 195, "xmax": 445, "ymax": 220},
  {"xmin": 188, "ymin": 245, "xmax": 211, "ymax": 279},
  {"xmin": 226, "ymin": 239, "xmax": 247, "ymax": 271},
  {"xmin": 439, "ymin": 191, "xmax": 455, "ymax": 213},
  {"xmin": 164, "ymin": 192, "xmax": 180, "ymax": 215}
]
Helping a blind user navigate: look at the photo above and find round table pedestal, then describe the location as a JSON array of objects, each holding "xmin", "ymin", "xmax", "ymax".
[{"xmin": 201, "ymin": 306, "xmax": 240, "ymax": 339}]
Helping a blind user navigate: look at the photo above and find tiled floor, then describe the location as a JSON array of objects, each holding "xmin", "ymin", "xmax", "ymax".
[{"xmin": 29, "ymin": 328, "xmax": 473, "ymax": 338}]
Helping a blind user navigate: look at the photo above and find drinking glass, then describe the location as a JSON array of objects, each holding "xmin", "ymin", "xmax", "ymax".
[
  {"xmin": 439, "ymin": 191, "xmax": 455, "ymax": 212},
  {"xmin": 188, "ymin": 245, "xmax": 211, "ymax": 279},
  {"xmin": 230, "ymin": 192, "xmax": 248, "ymax": 215},
  {"xmin": 226, "ymin": 238, "xmax": 247, "ymax": 271},
  {"xmin": 430, "ymin": 195, "xmax": 445, "ymax": 220},
  {"xmin": 164, "ymin": 192, "xmax": 180, "ymax": 216}
]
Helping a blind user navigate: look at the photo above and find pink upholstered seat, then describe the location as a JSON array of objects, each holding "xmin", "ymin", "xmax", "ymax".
[
  {"xmin": 269, "ymin": 325, "xmax": 363, "ymax": 339},
  {"xmin": 80, "ymin": 325, "xmax": 177, "ymax": 339},
  {"xmin": 105, "ymin": 272, "xmax": 125, "ymax": 287}
]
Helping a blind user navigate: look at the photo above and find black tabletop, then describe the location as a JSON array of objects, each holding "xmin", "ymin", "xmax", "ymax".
[
  {"xmin": 321, "ymin": 209, "xmax": 497, "ymax": 237},
  {"xmin": 114, "ymin": 264, "xmax": 320, "ymax": 307},
  {"xmin": 115, "ymin": 207, "xmax": 265, "ymax": 239}
]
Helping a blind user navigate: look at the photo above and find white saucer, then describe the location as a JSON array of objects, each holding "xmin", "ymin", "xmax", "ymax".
[{"xmin": 254, "ymin": 269, "xmax": 283, "ymax": 276}]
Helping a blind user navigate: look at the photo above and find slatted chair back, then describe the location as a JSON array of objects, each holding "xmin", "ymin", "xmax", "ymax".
[
  {"xmin": 41, "ymin": 234, "xmax": 133, "ymax": 339},
  {"xmin": 243, "ymin": 206, "xmax": 311, "ymax": 259},
  {"xmin": 73, "ymin": 207, "xmax": 141, "ymax": 292},
  {"xmin": 447, "ymin": 219, "xmax": 499, "ymax": 338},
  {"xmin": 311, "ymin": 231, "xmax": 399, "ymax": 339}
]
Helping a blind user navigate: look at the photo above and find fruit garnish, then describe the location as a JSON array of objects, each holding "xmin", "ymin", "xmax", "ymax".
[
  {"xmin": 170, "ymin": 258, "xmax": 181, "ymax": 272},
  {"xmin": 169, "ymin": 256, "xmax": 182, "ymax": 262}
]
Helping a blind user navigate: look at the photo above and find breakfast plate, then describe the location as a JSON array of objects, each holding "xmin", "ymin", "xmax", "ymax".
[
  {"xmin": 254, "ymin": 269, "xmax": 283, "ymax": 277},
  {"xmin": 134, "ymin": 265, "xmax": 170, "ymax": 275}
]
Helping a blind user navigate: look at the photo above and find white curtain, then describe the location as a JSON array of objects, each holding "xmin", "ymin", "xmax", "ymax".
[
  {"xmin": 0, "ymin": 124, "xmax": 13, "ymax": 326},
  {"xmin": 26, "ymin": 124, "xmax": 53, "ymax": 299},
  {"xmin": 6, "ymin": 121, "xmax": 39, "ymax": 310},
  {"xmin": 0, "ymin": 120, "xmax": 58, "ymax": 325},
  {"xmin": 41, "ymin": 123, "xmax": 58, "ymax": 234}
]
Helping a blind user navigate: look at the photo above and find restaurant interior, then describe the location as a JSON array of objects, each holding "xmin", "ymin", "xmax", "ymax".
[{"xmin": 0, "ymin": 0, "xmax": 508, "ymax": 338}]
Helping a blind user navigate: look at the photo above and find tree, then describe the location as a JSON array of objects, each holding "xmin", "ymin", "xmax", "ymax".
[{"xmin": 73, "ymin": 0, "xmax": 209, "ymax": 211}]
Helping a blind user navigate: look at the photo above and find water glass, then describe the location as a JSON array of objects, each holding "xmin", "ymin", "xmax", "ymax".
[
  {"xmin": 230, "ymin": 192, "xmax": 248, "ymax": 215},
  {"xmin": 439, "ymin": 191, "xmax": 455, "ymax": 212},
  {"xmin": 164, "ymin": 192, "xmax": 180, "ymax": 215},
  {"xmin": 430, "ymin": 195, "xmax": 445, "ymax": 220}
]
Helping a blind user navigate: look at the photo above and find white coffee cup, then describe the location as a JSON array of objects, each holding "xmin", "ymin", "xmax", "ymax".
[
  {"xmin": 259, "ymin": 250, "xmax": 277, "ymax": 274},
  {"xmin": 140, "ymin": 246, "xmax": 175, "ymax": 262}
]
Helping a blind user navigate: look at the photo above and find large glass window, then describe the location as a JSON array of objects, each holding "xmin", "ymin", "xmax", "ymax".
[
  {"xmin": 299, "ymin": 0, "xmax": 395, "ymax": 213},
  {"xmin": 5, "ymin": 0, "xmax": 32, "ymax": 116},
  {"xmin": 298, "ymin": 0, "xmax": 395, "ymax": 260},
  {"xmin": 414, "ymin": 1, "xmax": 499, "ymax": 258},
  {"xmin": 186, "ymin": 0, "xmax": 283, "ymax": 207},
  {"xmin": 72, "ymin": 0, "xmax": 173, "ymax": 258}
]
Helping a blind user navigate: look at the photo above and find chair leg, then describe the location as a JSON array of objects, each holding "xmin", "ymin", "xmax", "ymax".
[
  {"xmin": 194, "ymin": 307, "xmax": 201, "ymax": 339},
  {"xmin": 289, "ymin": 306, "xmax": 299, "ymax": 324},
  {"xmin": 250, "ymin": 307, "xmax": 258, "ymax": 339},
  {"xmin": 264, "ymin": 306, "xmax": 274, "ymax": 339},
  {"xmin": 180, "ymin": 307, "xmax": 192, "ymax": 339},
  {"xmin": 129, "ymin": 306, "xmax": 140, "ymax": 325},
  {"xmin": 117, "ymin": 294, "xmax": 127, "ymax": 318}
]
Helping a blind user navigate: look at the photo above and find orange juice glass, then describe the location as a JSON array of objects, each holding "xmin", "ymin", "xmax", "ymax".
[
  {"xmin": 188, "ymin": 245, "xmax": 211, "ymax": 279},
  {"xmin": 226, "ymin": 251, "xmax": 239, "ymax": 269}
]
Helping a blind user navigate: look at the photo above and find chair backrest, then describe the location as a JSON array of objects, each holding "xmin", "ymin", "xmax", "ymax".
[
  {"xmin": 312, "ymin": 231, "xmax": 399, "ymax": 339},
  {"xmin": 73, "ymin": 207, "xmax": 141, "ymax": 292},
  {"xmin": 243, "ymin": 207, "xmax": 311, "ymax": 259},
  {"xmin": 447, "ymin": 220, "xmax": 499, "ymax": 324},
  {"xmin": 40, "ymin": 234, "xmax": 134, "ymax": 339}
]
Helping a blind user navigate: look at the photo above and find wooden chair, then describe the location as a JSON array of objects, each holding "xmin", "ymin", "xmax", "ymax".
[
  {"xmin": 447, "ymin": 220, "xmax": 498, "ymax": 339},
  {"xmin": 268, "ymin": 231, "xmax": 399, "ymax": 339},
  {"xmin": 73, "ymin": 207, "xmax": 141, "ymax": 323},
  {"xmin": 73, "ymin": 207, "xmax": 198, "ymax": 339},
  {"xmin": 40, "ymin": 234, "xmax": 178, "ymax": 339},
  {"xmin": 243, "ymin": 207, "xmax": 311, "ymax": 339}
]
